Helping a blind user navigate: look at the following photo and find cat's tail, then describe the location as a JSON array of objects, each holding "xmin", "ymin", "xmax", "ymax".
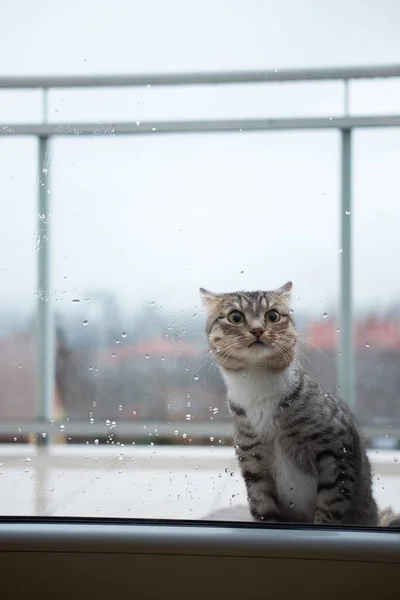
[{"xmin": 379, "ymin": 506, "xmax": 400, "ymax": 527}]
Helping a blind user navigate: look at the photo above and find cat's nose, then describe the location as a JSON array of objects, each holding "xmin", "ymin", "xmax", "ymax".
[{"xmin": 250, "ymin": 328, "xmax": 264, "ymax": 339}]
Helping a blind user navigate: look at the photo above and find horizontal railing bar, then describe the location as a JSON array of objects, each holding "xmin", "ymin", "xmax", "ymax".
[
  {"xmin": 0, "ymin": 420, "xmax": 233, "ymax": 438},
  {"xmin": 2, "ymin": 115, "xmax": 400, "ymax": 137},
  {"xmin": 0, "ymin": 421, "xmax": 396, "ymax": 440},
  {"xmin": 1, "ymin": 65, "xmax": 400, "ymax": 89}
]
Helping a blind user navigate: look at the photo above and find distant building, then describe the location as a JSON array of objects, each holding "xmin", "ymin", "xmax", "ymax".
[
  {"xmin": 307, "ymin": 319, "xmax": 400, "ymax": 350},
  {"xmin": 93, "ymin": 337, "xmax": 227, "ymax": 422},
  {"xmin": 0, "ymin": 334, "xmax": 65, "ymax": 442}
]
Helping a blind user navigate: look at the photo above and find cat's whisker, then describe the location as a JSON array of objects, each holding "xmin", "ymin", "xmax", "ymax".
[
  {"xmin": 193, "ymin": 351, "xmax": 216, "ymax": 377},
  {"xmin": 276, "ymin": 338, "xmax": 311, "ymax": 366},
  {"xmin": 185, "ymin": 344, "xmax": 212, "ymax": 370},
  {"xmin": 297, "ymin": 339, "xmax": 333, "ymax": 362},
  {"xmin": 272, "ymin": 343, "xmax": 293, "ymax": 369}
]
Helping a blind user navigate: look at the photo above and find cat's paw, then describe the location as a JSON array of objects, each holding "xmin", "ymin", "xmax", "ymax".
[{"xmin": 314, "ymin": 509, "xmax": 337, "ymax": 525}]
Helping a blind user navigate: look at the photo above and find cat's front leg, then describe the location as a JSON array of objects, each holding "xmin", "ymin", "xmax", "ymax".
[
  {"xmin": 243, "ymin": 471, "xmax": 284, "ymax": 523},
  {"xmin": 313, "ymin": 450, "xmax": 355, "ymax": 525}
]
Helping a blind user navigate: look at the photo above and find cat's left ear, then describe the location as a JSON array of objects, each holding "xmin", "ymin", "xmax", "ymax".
[
  {"xmin": 277, "ymin": 281, "xmax": 293, "ymax": 295},
  {"xmin": 199, "ymin": 288, "xmax": 219, "ymax": 309}
]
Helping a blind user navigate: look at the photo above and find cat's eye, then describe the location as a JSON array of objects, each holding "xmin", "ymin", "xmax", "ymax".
[
  {"xmin": 227, "ymin": 311, "xmax": 245, "ymax": 325},
  {"xmin": 266, "ymin": 310, "xmax": 280, "ymax": 323}
]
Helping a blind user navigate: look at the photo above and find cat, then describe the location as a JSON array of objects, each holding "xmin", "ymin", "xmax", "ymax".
[{"xmin": 200, "ymin": 281, "xmax": 381, "ymax": 526}]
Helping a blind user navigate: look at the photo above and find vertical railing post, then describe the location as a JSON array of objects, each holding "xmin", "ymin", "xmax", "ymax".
[
  {"xmin": 338, "ymin": 128, "xmax": 355, "ymax": 410},
  {"xmin": 36, "ymin": 135, "xmax": 54, "ymax": 445}
]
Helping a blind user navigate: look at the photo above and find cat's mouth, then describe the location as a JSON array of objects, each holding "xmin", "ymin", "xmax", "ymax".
[{"xmin": 248, "ymin": 340, "xmax": 266, "ymax": 348}]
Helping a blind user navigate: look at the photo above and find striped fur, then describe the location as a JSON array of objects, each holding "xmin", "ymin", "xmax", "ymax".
[{"xmin": 200, "ymin": 283, "xmax": 378, "ymax": 526}]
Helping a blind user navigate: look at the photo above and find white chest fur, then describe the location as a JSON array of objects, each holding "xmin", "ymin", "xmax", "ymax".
[
  {"xmin": 223, "ymin": 366, "xmax": 295, "ymax": 437},
  {"xmin": 223, "ymin": 365, "xmax": 316, "ymax": 518},
  {"xmin": 274, "ymin": 443, "xmax": 316, "ymax": 518}
]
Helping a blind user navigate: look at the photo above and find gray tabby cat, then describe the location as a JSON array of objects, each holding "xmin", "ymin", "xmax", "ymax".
[{"xmin": 200, "ymin": 282, "xmax": 378, "ymax": 526}]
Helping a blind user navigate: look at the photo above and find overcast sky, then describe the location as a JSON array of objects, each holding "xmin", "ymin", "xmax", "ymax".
[{"xmin": 0, "ymin": 0, "xmax": 400, "ymax": 324}]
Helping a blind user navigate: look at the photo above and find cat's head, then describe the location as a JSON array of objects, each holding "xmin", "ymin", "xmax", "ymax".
[{"xmin": 200, "ymin": 282, "xmax": 296, "ymax": 371}]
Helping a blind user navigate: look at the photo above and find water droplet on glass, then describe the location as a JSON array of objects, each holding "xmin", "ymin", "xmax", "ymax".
[
  {"xmin": 336, "ymin": 328, "xmax": 340, "ymax": 333},
  {"xmin": 145, "ymin": 354, "xmax": 150, "ymax": 359},
  {"xmin": 345, "ymin": 210, "xmax": 351, "ymax": 216},
  {"xmin": 343, "ymin": 446, "xmax": 347, "ymax": 453},
  {"xmin": 152, "ymin": 127, "xmax": 156, "ymax": 131},
  {"xmin": 121, "ymin": 332, "xmax": 127, "ymax": 338},
  {"xmin": 41, "ymin": 432, "xmax": 47, "ymax": 438},
  {"xmin": 212, "ymin": 407, "xmax": 219, "ymax": 415},
  {"xmin": 25, "ymin": 457, "xmax": 31, "ymax": 463},
  {"xmin": 394, "ymin": 457, "xmax": 398, "ymax": 462},
  {"xmin": 118, "ymin": 405, "xmax": 122, "ymax": 411},
  {"xmin": 322, "ymin": 312, "xmax": 328, "ymax": 319},
  {"xmin": 60, "ymin": 424, "xmax": 65, "ymax": 431},
  {"xmin": 193, "ymin": 375, "xmax": 199, "ymax": 381},
  {"xmin": 136, "ymin": 121, "xmax": 140, "ymax": 126},
  {"xmin": 365, "ymin": 343, "xmax": 370, "ymax": 348},
  {"xmin": 174, "ymin": 430, "xmax": 179, "ymax": 435},
  {"xmin": 290, "ymin": 502, "xmax": 294, "ymax": 508},
  {"xmin": 82, "ymin": 320, "xmax": 88, "ymax": 326},
  {"xmin": 185, "ymin": 414, "xmax": 192, "ymax": 421},
  {"xmin": 18, "ymin": 364, "xmax": 22, "ymax": 369},
  {"xmin": 112, "ymin": 352, "xmax": 116, "ymax": 358},
  {"xmin": 338, "ymin": 248, "xmax": 343, "ymax": 253},
  {"xmin": 72, "ymin": 298, "xmax": 80, "ymax": 303},
  {"xmin": 240, "ymin": 270, "xmax": 244, "ymax": 274},
  {"xmin": 210, "ymin": 436, "xmax": 214, "ymax": 442},
  {"xmin": 89, "ymin": 365, "xmax": 93, "ymax": 371},
  {"xmin": 161, "ymin": 356, "xmax": 165, "ymax": 361},
  {"xmin": 94, "ymin": 439, "xmax": 99, "ymax": 445},
  {"xmin": 89, "ymin": 417, "xmax": 94, "ymax": 424}
]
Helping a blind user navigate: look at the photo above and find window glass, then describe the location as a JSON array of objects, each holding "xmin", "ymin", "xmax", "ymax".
[{"xmin": 0, "ymin": 0, "xmax": 399, "ymax": 524}]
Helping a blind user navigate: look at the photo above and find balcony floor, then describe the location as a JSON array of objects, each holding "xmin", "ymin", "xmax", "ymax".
[{"xmin": 0, "ymin": 445, "xmax": 399, "ymax": 521}]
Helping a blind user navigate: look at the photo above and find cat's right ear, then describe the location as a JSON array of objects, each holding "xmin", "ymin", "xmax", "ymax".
[
  {"xmin": 277, "ymin": 281, "xmax": 293, "ymax": 295},
  {"xmin": 199, "ymin": 288, "xmax": 219, "ymax": 309}
]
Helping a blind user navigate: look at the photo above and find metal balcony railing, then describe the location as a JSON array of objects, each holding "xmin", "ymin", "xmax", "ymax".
[{"xmin": 1, "ymin": 64, "xmax": 400, "ymax": 442}]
